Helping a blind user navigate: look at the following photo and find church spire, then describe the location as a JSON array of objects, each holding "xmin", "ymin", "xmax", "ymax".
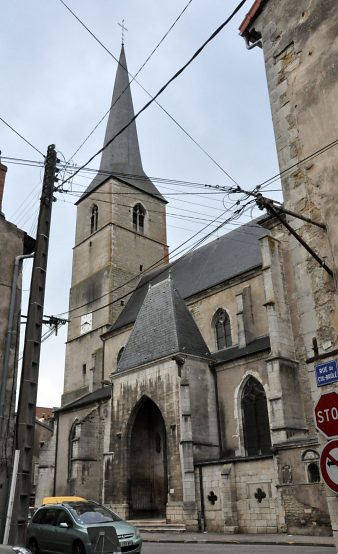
[{"xmin": 79, "ymin": 45, "xmax": 165, "ymax": 202}]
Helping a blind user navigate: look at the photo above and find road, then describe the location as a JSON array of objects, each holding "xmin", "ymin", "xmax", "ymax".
[{"xmin": 142, "ymin": 543, "xmax": 335, "ymax": 554}]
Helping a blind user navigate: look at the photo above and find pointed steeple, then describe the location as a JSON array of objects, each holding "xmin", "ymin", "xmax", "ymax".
[{"xmin": 79, "ymin": 46, "xmax": 165, "ymax": 202}]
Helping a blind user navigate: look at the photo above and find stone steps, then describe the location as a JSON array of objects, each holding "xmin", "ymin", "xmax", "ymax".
[{"xmin": 128, "ymin": 519, "xmax": 186, "ymax": 533}]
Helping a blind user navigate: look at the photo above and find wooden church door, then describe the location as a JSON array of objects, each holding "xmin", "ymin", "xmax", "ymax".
[{"xmin": 129, "ymin": 398, "xmax": 167, "ymax": 518}]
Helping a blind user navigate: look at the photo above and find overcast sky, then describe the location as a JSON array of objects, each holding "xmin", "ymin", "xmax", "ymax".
[{"xmin": 1, "ymin": 0, "xmax": 280, "ymax": 407}]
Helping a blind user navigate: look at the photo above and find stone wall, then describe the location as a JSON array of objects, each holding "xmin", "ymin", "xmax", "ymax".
[{"xmin": 195, "ymin": 457, "xmax": 282, "ymax": 533}]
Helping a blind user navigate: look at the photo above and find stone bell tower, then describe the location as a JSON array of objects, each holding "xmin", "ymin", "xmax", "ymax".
[{"xmin": 62, "ymin": 45, "xmax": 168, "ymax": 405}]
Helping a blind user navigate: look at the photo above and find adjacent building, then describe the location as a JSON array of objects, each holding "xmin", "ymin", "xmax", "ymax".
[{"xmin": 0, "ymin": 161, "xmax": 34, "ymax": 537}]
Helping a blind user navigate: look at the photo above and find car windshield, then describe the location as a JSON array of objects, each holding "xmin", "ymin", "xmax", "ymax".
[{"xmin": 67, "ymin": 503, "xmax": 121, "ymax": 524}]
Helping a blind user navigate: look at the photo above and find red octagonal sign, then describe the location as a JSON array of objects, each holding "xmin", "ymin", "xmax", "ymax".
[{"xmin": 314, "ymin": 392, "xmax": 338, "ymax": 439}]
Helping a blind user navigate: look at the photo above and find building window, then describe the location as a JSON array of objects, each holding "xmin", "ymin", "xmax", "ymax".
[
  {"xmin": 133, "ymin": 203, "xmax": 145, "ymax": 233},
  {"xmin": 90, "ymin": 204, "xmax": 98, "ymax": 234},
  {"xmin": 213, "ymin": 308, "xmax": 232, "ymax": 350},
  {"xmin": 68, "ymin": 420, "xmax": 80, "ymax": 481},
  {"xmin": 117, "ymin": 346, "xmax": 125, "ymax": 364},
  {"xmin": 308, "ymin": 463, "xmax": 320, "ymax": 483},
  {"xmin": 302, "ymin": 450, "xmax": 320, "ymax": 483},
  {"xmin": 241, "ymin": 376, "xmax": 271, "ymax": 456}
]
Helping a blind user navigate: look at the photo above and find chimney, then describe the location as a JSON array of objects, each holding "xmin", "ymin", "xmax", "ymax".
[{"xmin": 0, "ymin": 152, "xmax": 7, "ymax": 215}]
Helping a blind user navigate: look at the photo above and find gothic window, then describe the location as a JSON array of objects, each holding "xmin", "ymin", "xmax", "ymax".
[
  {"xmin": 68, "ymin": 420, "xmax": 80, "ymax": 481},
  {"xmin": 213, "ymin": 308, "xmax": 232, "ymax": 350},
  {"xmin": 117, "ymin": 346, "xmax": 125, "ymax": 364},
  {"xmin": 241, "ymin": 376, "xmax": 271, "ymax": 456},
  {"xmin": 90, "ymin": 204, "xmax": 98, "ymax": 234},
  {"xmin": 133, "ymin": 203, "xmax": 145, "ymax": 234}
]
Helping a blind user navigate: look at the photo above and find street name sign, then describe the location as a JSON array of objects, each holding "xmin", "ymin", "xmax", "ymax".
[
  {"xmin": 314, "ymin": 391, "xmax": 338, "ymax": 439},
  {"xmin": 320, "ymin": 439, "xmax": 338, "ymax": 493},
  {"xmin": 315, "ymin": 359, "xmax": 338, "ymax": 387}
]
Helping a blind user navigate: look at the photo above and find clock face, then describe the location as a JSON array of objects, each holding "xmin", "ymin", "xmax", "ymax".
[{"xmin": 80, "ymin": 313, "xmax": 92, "ymax": 335}]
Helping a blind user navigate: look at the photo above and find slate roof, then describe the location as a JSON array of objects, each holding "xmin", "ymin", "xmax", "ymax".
[
  {"xmin": 213, "ymin": 335, "xmax": 271, "ymax": 365},
  {"xmin": 117, "ymin": 277, "xmax": 212, "ymax": 371},
  {"xmin": 77, "ymin": 46, "xmax": 165, "ymax": 204},
  {"xmin": 55, "ymin": 386, "xmax": 111, "ymax": 413},
  {"xmin": 110, "ymin": 220, "xmax": 268, "ymax": 333}
]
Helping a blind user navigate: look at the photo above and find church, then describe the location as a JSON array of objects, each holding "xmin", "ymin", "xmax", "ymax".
[{"xmin": 37, "ymin": 0, "xmax": 338, "ymax": 535}]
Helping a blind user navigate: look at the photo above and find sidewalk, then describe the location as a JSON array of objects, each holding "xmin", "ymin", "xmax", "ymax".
[{"xmin": 141, "ymin": 530, "xmax": 335, "ymax": 548}]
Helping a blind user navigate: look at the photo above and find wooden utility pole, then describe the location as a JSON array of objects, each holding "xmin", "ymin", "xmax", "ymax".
[{"xmin": 10, "ymin": 144, "xmax": 58, "ymax": 545}]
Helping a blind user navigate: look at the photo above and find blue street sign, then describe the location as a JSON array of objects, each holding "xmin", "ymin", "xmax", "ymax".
[{"xmin": 315, "ymin": 360, "xmax": 338, "ymax": 387}]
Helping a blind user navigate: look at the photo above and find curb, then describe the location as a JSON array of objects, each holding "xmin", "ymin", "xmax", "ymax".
[{"xmin": 142, "ymin": 537, "xmax": 335, "ymax": 547}]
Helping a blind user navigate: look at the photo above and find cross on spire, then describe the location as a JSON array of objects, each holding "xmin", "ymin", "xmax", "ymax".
[{"xmin": 118, "ymin": 19, "xmax": 128, "ymax": 45}]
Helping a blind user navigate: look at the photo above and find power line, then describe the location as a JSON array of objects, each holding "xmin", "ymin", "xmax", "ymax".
[
  {"xmin": 58, "ymin": 0, "xmax": 239, "ymax": 186},
  {"xmin": 4, "ymin": 136, "xmax": 338, "ymax": 196},
  {"xmin": 66, "ymin": 0, "xmax": 194, "ymax": 162},
  {"xmin": 54, "ymin": 192, "xmax": 253, "ymax": 319},
  {"xmin": 2, "ymin": 155, "xmax": 228, "ymax": 191},
  {"xmin": 59, "ymin": 0, "xmax": 248, "ymax": 188},
  {"xmin": 65, "ymin": 200, "xmax": 254, "ymax": 321},
  {"xmin": 0, "ymin": 116, "xmax": 44, "ymax": 157}
]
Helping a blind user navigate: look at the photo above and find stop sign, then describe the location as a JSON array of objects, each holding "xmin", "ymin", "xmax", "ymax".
[{"xmin": 314, "ymin": 392, "xmax": 338, "ymax": 438}]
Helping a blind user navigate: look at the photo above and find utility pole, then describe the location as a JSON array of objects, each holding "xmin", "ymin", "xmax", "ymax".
[{"xmin": 10, "ymin": 144, "xmax": 58, "ymax": 545}]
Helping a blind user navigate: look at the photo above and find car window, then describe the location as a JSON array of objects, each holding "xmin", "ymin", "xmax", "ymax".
[
  {"xmin": 44, "ymin": 508, "xmax": 60, "ymax": 526},
  {"xmin": 56, "ymin": 509, "xmax": 73, "ymax": 527},
  {"xmin": 67, "ymin": 503, "xmax": 121, "ymax": 524},
  {"xmin": 32, "ymin": 509, "xmax": 48, "ymax": 524}
]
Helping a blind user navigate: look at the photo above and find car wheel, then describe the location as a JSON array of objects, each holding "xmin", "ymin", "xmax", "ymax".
[
  {"xmin": 28, "ymin": 539, "xmax": 39, "ymax": 554},
  {"xmin": 73, "ymin": 541, "xmax": 85, "ymax": 554}
]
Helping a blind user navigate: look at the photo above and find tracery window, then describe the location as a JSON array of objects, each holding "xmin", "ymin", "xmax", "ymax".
[
  {"xmin": 213, "ymin": 308, "xmax": 232, "ymax": 350},
  {"xmin": 133, "ymin": 203, "xmax": 145, "ymax": 233},
  {"xmin": 90, "ymin": 204, "xmax": 98, "ymax": 233},
  {"xmin": 241, "ymin": 376, "xmax": 271, "ymax": 456}
]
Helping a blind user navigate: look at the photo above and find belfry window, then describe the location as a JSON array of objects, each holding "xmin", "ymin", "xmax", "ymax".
[
  {"xmin": 90, "ymin": 204, "xmax": 98, "ymax": 234},
  {"xmin": 241, "ymin": 377, "xmax": 271, "ymax": 456},
  {"xmin": 133, "ymin": 203, "xmax": 145, "ymax": 233},
  {"xmin": 213, "ymin": 308, "xmax": 232, "ymax": 350}
]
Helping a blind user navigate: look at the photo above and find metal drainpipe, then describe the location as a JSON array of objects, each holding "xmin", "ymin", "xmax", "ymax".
[
  {"xmin": 198, "ymin": 466, "xmax": 205, "ymax": 532},
  {"xmin": 0, "ymin": 253, "xmax": 34, "ymax": 428},
  {"xmin": 53, "ymin": 411, "xmax": 59, "ymax": 495}
]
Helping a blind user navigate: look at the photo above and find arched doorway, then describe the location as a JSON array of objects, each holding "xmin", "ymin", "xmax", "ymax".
[{"xmin": 129, "ymin": 397, "xmax": 168, "ymax": 518}]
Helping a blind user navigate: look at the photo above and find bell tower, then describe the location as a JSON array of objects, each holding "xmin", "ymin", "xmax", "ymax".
[{"xmin": 62, "ymin": 46, "xmax": 168, "ymax": 405}]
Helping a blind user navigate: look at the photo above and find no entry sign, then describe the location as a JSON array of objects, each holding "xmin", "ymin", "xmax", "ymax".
[
  {"xmin": 314, "ymin": 392, "xmax": 338, "ymax": 439},
  {"xmin": 320, "ymin": 439, "xmax": 338, "ymax": 493}
]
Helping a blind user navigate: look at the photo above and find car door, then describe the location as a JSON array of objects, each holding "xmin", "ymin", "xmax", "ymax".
[
  {"xmin": 53, "ymin": 508, "xmax": 75, "ymax": 554},
  {"xmin": 37, "ymin": 508, "xmax": 59, "ymax": 552}
]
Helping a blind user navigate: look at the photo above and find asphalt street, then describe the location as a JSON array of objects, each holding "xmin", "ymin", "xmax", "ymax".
[{"xmin": 142, "ymin": 543, "xmax": 335, "ymax": 554}]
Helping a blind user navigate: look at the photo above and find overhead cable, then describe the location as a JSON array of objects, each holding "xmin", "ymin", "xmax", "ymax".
[{"xmin": 59, "ymin": 0, "xmax": 248, "ymax": 188}]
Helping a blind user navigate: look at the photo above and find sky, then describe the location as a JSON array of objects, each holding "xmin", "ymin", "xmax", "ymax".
[{"xmin": 1, "ymin": 0, "xmax": 281, "ymax": 407}]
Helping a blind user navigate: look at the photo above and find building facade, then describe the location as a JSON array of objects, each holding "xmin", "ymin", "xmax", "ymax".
[
  {"xmin": 37, "ymin": 1, "xmax": 338, "ymax": 536},
  {"xmin": 0, "ymin": 162, "xmax": 35, "ymax": 538}
]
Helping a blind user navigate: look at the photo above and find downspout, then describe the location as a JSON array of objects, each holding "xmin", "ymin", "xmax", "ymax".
[
  {"xmin": 198, "ymin": 466, "xmax": 205, "ymax": 532},
  {"xmin": 0, "ymin": 253, "xmax": 34, "ymax": 429},
  {"xmin": 53, "ymin": 411, "xmax": 59, "ymax": 495},
  {"xmin": 209, "ymin": 363, "xmax": 223, "ymax": 456}
]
